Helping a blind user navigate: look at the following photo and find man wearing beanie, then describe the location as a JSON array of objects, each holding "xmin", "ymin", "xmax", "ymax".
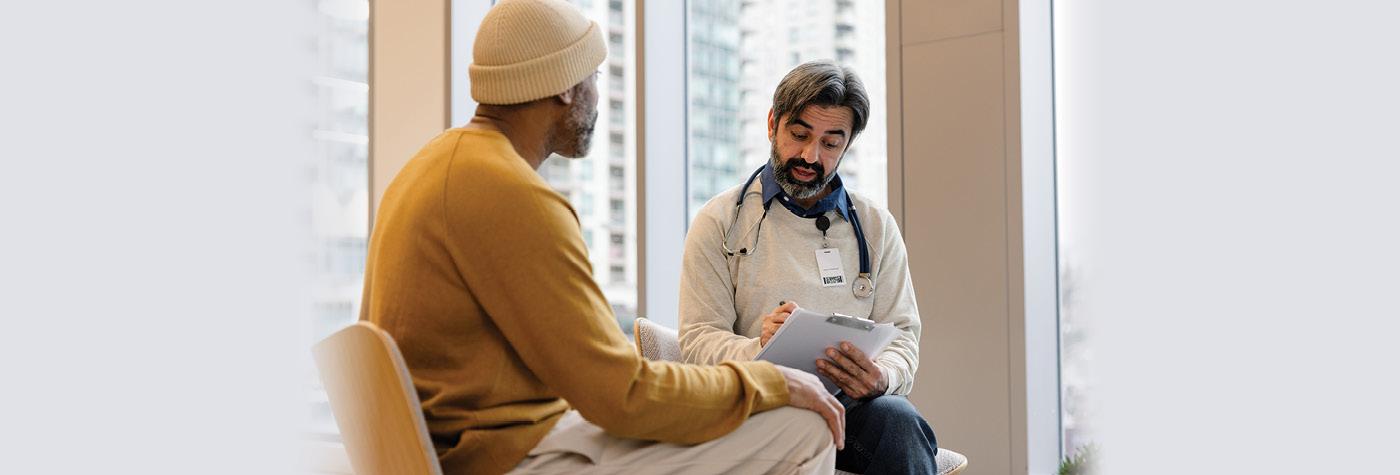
[{"xmin": 360, "ymin": 1, "xmax": 842, "ymax": 474}]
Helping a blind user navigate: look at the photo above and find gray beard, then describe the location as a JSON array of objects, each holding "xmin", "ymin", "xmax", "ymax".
[{"xmin": 770, "ymin": 146, "xmax": 838, "ymax": 200}]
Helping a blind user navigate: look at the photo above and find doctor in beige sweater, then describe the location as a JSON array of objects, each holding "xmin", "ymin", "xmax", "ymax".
[
  {"xmin": 678, "ymin": 61, "xmax": 938, "ymax": 475},
  {"xmin": 361, "ymin": 1, "xmax": 844, "ymax": 474}
]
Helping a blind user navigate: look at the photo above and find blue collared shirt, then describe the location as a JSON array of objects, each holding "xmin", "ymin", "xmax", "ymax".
[{"xmin": 760, "ymin": 163, "xmax": 852, "ymax": 221}]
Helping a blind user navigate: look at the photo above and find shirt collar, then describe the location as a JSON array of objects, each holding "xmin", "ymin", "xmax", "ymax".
[{"xmin": 759, "ymin": 163, "xmax": 852, "ymax": 221}]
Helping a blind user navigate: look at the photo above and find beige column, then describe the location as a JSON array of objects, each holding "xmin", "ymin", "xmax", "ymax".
[
  {"xmin": 369, "ymin": 0, "xmax": 452, "ymax": 218},
  {"xmin": 885, "ymin": 0, "xmax": 1029, "ymax": 473}
]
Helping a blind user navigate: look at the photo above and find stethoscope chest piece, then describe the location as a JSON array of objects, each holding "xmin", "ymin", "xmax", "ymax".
[{"xmin": 853, "ymin": 273, "xmax": 875, "ymax": 299}]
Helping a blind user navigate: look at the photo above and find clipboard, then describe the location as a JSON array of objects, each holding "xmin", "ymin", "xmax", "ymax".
[{"xmin": 755, "ymin": 307, "xmax": 899, "ymax": 394}]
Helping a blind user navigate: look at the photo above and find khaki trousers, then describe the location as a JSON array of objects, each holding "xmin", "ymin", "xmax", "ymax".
[{"xmin": 509, "ymin": 407, "xmax": 837, "ymax": 475}]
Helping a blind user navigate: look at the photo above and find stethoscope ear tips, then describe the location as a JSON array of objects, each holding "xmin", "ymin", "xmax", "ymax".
[{"xmin": 739, "ymin": 248, "xmax": 748, "ymax": 255}]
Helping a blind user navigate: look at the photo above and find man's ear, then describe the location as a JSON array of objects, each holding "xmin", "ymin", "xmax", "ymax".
[
  {"xmin": 766, "ymin": 108, "xmax": 776, "ymax": 139},
  {"xmin": 556, "ymin": 85, "xmax": 576, "ymax": 106}
]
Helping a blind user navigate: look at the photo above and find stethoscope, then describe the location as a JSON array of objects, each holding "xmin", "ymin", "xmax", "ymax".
[{"xmin": 721, "ymin": 166, "xmax": 876, "ymax": 299}]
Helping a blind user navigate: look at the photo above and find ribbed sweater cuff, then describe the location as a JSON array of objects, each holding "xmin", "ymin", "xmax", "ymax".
[{"xmin": 729, "ymin": 360, "xmax": 790, "ymax": 413}]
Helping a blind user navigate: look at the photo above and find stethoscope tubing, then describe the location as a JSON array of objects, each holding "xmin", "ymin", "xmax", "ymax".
[{"xmin": 721, "ymin": 166, "xmax": 876, "ymax": 299}]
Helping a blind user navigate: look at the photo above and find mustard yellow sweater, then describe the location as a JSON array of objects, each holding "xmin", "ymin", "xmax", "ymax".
[{"xmin": 360, "ymin": 128, "xmax": 790, "ymax": 475}]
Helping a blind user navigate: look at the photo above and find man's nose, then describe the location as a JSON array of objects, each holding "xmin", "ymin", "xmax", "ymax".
[{"xmin": 801, "ymin": 141, "xmax": 821, "ymax": 163}]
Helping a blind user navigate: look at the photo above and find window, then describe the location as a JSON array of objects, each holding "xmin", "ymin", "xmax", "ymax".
[
  {"xmin": 609, "ymin": 198, "xmax": 624, "ymax": 225},
  {"xmin": 609, "ymin": 32, "xmax": 624, "ymax": 57},
  {"xmin": 686, "ymin": 0, "xmax": 887, "ymax": 223},
  {"xmin": 836, "ymin": 47, "xmax": 854, "ymax": 64},
  {"xmin": 580, "ymin": 193, "xmax": 595, "ymax": 217},
  {"xmin": 609, "ymin": 64, "xmax": 625, "ymax": 94},
  {"xmin": 309, "ymin": 0, "xmax": 369, "ymax": 435},
  {"xmin": 609, "ymin": 233, "xmax": 625, "ymax": 261},
  {"xmin": 609, "ymin": 165, "xmax": 625, "ymax": 193},
  {"xmin": 836, "ymin": 0, "xmax": 853, "ymax": 16},
  {"xmin": 610, "ymin": 99, "xmax": 624, "ymax": 129},
  {"xmin": 835, "ymin": 23, "xmax": 854, "ymax": 40},
  {"xmin": 1052, "ymin": 5, "xmax": 1097, "ymax": 461}
]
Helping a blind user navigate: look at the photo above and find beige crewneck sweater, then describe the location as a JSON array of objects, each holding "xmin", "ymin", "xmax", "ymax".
[{"xmin": 678, "ymin": 178, "xmax": 923, "ymax": 396}]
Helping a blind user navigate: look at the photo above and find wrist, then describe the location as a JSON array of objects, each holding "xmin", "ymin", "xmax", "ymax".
[
  {"xmin": 875, "ymin": 370, "xmax": 892, "ymax": 396},
  {"xmin": 749, "ymin": 362, "xmax": 792, "ymax": 410}
]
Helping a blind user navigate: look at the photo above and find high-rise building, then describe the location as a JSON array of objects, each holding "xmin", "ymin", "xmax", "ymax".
[{"xmin": 687, "ymin": 0, "xmax": 745, "ymax": 221}]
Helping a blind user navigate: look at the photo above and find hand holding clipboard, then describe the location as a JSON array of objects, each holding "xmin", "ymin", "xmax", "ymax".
[{"xmin": 755, "ymin": 306, "xmax": 899, "ymax": 395}]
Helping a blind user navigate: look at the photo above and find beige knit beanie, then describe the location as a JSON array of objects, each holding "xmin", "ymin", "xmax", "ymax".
[{"xmin": 469, "ymin": 0, "xmax": 607, "ymax": 105}]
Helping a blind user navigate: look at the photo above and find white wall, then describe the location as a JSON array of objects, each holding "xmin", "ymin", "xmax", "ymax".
[
  {"xmin": 1055, "ymin": 1, "xmax": 1400, "ymax": 473},
  {"xmin": 0, "ymin": 1, "xmax": 314, "ymax": 472}
]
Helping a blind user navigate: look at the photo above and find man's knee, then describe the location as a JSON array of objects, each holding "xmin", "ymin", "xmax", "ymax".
[
  {"xmin": 865, "ymin": 395, "xmax": 918, "ymax": 415},
  {"xmin": 863, "ymin": 396, "xmax": 935, "ymax": 440},
  {"xmin": 754, "ymin": 407, "xmax": 836, "ymax": 455}
]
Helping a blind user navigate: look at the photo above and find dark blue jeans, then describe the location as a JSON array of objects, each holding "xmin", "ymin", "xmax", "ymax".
[{"xmin": 835, "ymin": 394, "xmax": 938, "ymax": 475}]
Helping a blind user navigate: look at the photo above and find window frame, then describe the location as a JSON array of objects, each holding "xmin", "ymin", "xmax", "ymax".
[
  {"xmin": 635, "ymin": 0, "xmax": 687, "ymax": 328},
  {"xmin": 1021, "ymin": 0, "xmax": 1064, "ymax": 471}
]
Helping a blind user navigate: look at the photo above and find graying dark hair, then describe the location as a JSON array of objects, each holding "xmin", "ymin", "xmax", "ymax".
[{"xmin": 770, "ymin": 60, "xmax": 869, "ymax": 141}]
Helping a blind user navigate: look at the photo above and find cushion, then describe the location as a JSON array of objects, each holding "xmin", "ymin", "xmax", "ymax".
[{"xmin": 633, "ymin": 317, "xmax": 682, "ymax": 362}]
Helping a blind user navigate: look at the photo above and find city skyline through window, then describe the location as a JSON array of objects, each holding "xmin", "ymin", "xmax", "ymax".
[{"xmin": 308, "ymin": 0, "xmax": 369, "ymax": 435}]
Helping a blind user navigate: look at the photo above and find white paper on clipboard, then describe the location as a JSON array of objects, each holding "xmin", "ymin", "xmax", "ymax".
[{"xmin": 754, "ymin": 307, "xmax": 899, "ymax": 394}]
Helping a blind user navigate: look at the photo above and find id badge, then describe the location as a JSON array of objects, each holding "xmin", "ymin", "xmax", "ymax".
[{"xmin": 814, "ymin": 248, "xmax": 846, "ymax": 287}]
